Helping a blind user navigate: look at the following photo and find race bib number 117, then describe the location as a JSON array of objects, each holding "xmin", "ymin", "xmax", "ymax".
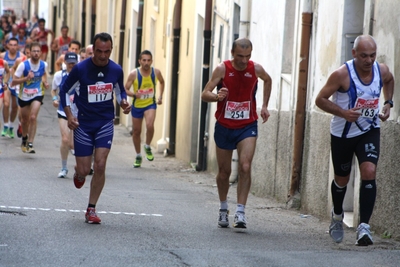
[{"xmin": 88, "ymin": 83, "xmax": 113, "ymax": 103}]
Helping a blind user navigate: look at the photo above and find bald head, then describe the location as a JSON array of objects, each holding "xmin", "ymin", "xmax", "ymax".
[
  {"xmin": 231, "ymin": 38, "xmax": 253, "ymax": 52},
  {"xmin": 353, "ymin": 35, "xmax": 376, "ymax": 51},
  {"xmin": 86, "ymin": 44, "xmax": 93, "ymax": 57}
]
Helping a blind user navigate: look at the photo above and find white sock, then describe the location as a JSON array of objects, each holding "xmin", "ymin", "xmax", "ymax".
[
  {"xmin": 236, "ymin": 204, "xmax": 245, "ymax": 213},
  {"xmin": 332, "ymin": 208, "xmax": 343, "ymax": 221},
  {"xmin": 220, "ymin": 201, "xmax": 228, "ymax": 210}
]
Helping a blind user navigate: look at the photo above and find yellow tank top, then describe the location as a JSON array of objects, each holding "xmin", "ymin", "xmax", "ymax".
[{"xmin": 132, "ymin": 67, "xmax": 157, "ymax": 108}]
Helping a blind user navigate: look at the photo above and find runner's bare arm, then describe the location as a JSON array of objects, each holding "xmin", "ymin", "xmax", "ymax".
[
  {"xmin": 42, "ymin": 72, "xmax": 49, "ymax": 89},
  {"xmin": 4, "ymin": 61, "xmax": 10, "ymax": 82},
  {"xmin": 255, "ymin": 63, "xmax": 272, "ymax": 123},
  {"xmin": 12, "ymin": 58, "xmax": 22, "ymax": 72},
  {"xmin": 156, "ymin": 69, "xmax": 165, "ymax": 104},
  {"xmin": 49, "ymin": 29, "xmax": 55, "ymax": 42},
  {"xmin": 3, "ymin": 62, "xmax": 10, "ymax": 90},
  {"xmin": 315, "ymin": 65, "xmax": 361, "ymax": 122},
  {"xmin": 51, "ymin": 37, "xmax": 59, "ymax": 52},
  {"xmin": 55, "ymin": 55, "xmax": 65, "ymax": 72},
  {"xmin": 12, "ymin": 67, "xmax": 34, "ymax": 86},
  {"xmin": 378, "ymin": 63, "xmax": 394, "ymax": 121},
  {"xmin": 124, "ymin": 69, "xmax": 137, "ymax": 97},
  {"xmin": 201, "ymin": 63, "xmax": 226, "ymax": 102},
  {"xmin": 30, "ymin": 29, "xmax": 38, "ymax": 41}
]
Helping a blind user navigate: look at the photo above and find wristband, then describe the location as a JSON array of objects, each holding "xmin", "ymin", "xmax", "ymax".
[
  {"xmin": 52, "ymin": 96, "xmax": 58, "ymax": 101},
  {"xmin": 215, "ymin": 94, "xmax": 219, "ymax": 101},
  {"xmin": 384, "ymin": 100, "xmax": 393, "ymax": 108}
]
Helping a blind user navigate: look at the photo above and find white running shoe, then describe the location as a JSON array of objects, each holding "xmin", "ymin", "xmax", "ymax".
[
  {"xmin": 218, "ymin": 209, "xmax": 229, "ymax": 228},
  {"xmin": 58, "ymin": 169, "xmax": 68, "ymax": 178},
  {"xmin": 233, "ymin": 212, "xmax": 247, "ymax": 229},
  {"xmin": 356, "ymin": 223, "xmax": 373, "ymax": 246},
  {"xmin": 329, "ymin": 212, "xmax": 344, "ymax": 243}
]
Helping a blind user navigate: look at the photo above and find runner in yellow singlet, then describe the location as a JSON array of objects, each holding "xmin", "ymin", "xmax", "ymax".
[{"xmin": 125, "ymin": 50, "xmax": 165, "ymax": 168}]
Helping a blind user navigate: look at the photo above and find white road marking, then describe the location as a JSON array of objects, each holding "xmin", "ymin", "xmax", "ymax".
[
  {"xmin": 69, "ymin": 210, "xmax": 82, "ymax": 212},
  {"xmin": 0, "ymin": 205, "xmax": 163, "ymax": 217}
]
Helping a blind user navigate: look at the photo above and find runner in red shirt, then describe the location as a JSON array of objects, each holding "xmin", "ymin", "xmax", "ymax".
[
  {"xmin": 30, "ymin": 18, "xmax": 54, "ymax": 61},
  {"xmin": 201, "ymin": 38, "xmax": 272, "ymax": 229},
  {"xmin": 51, "ymin": 25, "xmax": 73, "ymax": 58}
]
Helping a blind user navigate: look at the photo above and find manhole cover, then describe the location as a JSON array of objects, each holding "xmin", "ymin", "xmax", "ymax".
[{"xmin": 0, "ymin": 210, "xmax": 26, "ymax": 216}]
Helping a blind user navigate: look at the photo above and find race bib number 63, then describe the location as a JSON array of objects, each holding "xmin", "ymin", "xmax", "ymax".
[
  {"xmin": 354, "ymin": 98, "xmax": 379, "ymax": 118},
  {"xmin": 88, "ymin": 83, "xmax": 113, "ymax": 103}
]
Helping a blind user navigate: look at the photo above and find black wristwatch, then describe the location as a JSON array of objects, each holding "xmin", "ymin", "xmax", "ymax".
[{"xmin": 384, "ymin": 100, "xmax": 393, "ymax": 108}]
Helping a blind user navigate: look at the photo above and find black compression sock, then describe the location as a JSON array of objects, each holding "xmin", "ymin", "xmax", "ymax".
[
  {"xmin": 331, "ymin": 180, "xmax": 347, "ymax": 215},
  {"xmin": 359, "ymin": 180, "xmax": 376, "ymax": 224}
]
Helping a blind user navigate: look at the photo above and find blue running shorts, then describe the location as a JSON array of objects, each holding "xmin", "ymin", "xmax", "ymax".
[
  {"xmin": 9, "ymin": 87, "xmax": 18, "ymax": 97},
  {"xmin": 74, "ymin": 119, "xmax": 114, "ymax": 157},
  {"xmin": 131, "ymin": 103, "xmax": 157, "ymax": 119},
  {"xmin": 214, "ymin": 121, "xmax": 258, "ymax": 150}
]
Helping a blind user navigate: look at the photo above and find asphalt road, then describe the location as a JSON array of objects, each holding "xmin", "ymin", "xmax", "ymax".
[{"xmin": 1, "ymin": 87, "xmax": 400, "ymax": 267}]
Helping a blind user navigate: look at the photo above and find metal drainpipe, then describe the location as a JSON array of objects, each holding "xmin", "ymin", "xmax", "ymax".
[
  {"xmin": 115, "ymin": 0, "xmax": 127, "ymax": 125},
  {"xmin": 34, "ymin": 0, "xmax": 38, "ymax": 17},
  {"xmin": 167, "ymin": 0, "xmax": 182, "ymax": 155},
  {"xmin": 27, "ymin": 2, "xmax": 31, "ymax": 21},
  {"xmin": 50, "ymin": 5, "xmax": 56, "ymax": 74},
  {"xmin": 195, "ymin": 0, "xmax": 212, "ymax": 171},
  {"xmin": 135, "ymin": 0, "xmax": 144, "ymax": 68},
  {"xmin": 288, "ymin": 13, "xmax": 312, "ymax": 200},
  {"xmin": 81, "ymin": 0, "xmax": 86, "ymax": 47},
  {"xmin": 90, "ymin": 0, "xmax": 97, "ymax": 43}
]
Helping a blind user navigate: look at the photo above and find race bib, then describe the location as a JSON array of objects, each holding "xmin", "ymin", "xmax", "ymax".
[
  {"xmin": 224, "ymin": 101, "xmax": 250, "ymax": 120},
  {"xmin": 61, "ymin": 44, "xmax": 69, "ymax": 54},
  {"xmin": 355, "ymin": 98, "xmax": 379, "ymax": 118},
  {"xmin": 87, "ymin": 83, "xmax": 113, "ymax": 103},
  {"xmin": 137, "ymin": 88, "xmax": 154, "ymax": 99},
  {"xmin": 23, "ymin": 88, "xmax": 39, "ymax": 98}
]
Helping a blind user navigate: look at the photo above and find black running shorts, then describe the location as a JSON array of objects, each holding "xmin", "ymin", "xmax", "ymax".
[{"xmin": 331, "ymin": 128, "xmax": 380, "ymax": 177}]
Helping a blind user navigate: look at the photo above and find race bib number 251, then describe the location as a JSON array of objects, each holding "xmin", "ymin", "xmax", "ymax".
[{"xmin": 87, "ymin": 83, "xmax": 113, "ymax": 103}]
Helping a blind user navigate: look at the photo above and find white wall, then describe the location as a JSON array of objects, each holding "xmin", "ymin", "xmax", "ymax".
[
  {"xmin": 309, "ymin": 0, "xmax": 344, "ymax": 110},
  {"xmin": 38, "ymin": 0, "xmax": 49, "ymax": 21},
  {"xmin": 249, "ymin": 0, "xmax": 286, "ymax": 111}
]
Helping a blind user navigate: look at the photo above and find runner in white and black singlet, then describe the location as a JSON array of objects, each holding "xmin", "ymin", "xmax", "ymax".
[{"xmin": 316, "ymin": 35, "xmax": 394, "ymax": 246}]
